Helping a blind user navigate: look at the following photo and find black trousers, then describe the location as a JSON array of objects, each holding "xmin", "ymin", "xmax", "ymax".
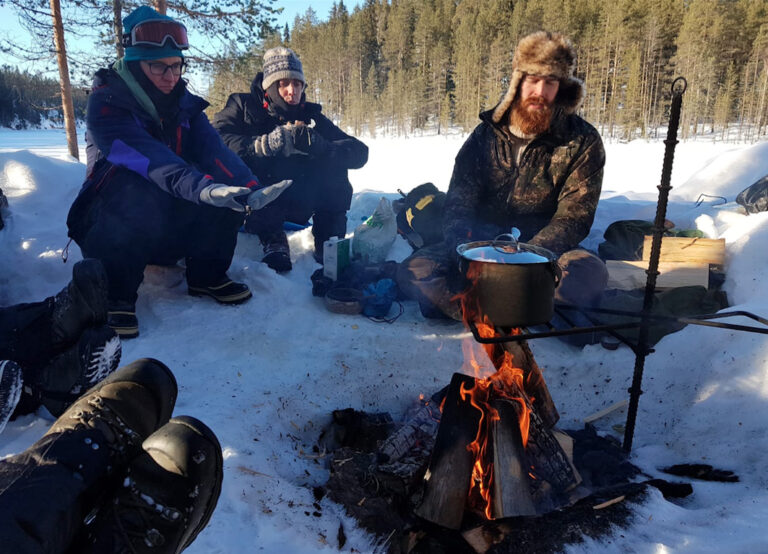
[
  {"xmin": 72, "ymin": 169, "xmax": 244, "ymax": 305},
  {"xmin": 243, "ymin": 163, "xmax": 352, "ymax": 243},
  {"xmin": 0, "ymin": 427, "xmax": 113, "ymax": 553}
]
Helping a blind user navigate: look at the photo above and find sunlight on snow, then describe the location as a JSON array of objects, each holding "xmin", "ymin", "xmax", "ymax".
[{"xmin": 1, "ymin": 160, "xmax": 36, "ymax": 197}]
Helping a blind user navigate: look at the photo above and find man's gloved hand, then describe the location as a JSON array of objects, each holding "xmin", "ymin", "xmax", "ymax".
[
  {"xmin": 199, "ymin": 183, "xmax": 251, "ymax": 212},
  {"xmin": 291, "ymin": 124, "xmax": 329, "ymax": 156},
  {"xmin": 254, "ymin": 126, "xmax": 307, "ymax": 158},
  {"xmin": 245, "ymin": 180, "xmax": 293, "ymax": 211}
]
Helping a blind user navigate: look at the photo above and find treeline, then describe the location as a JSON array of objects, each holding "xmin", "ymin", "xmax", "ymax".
[
  {"xmin": 208, "ymin": 0, "xmax": 768, "ymax": 142},
  {"xmin": 0, "ymin": 66, "xmax": 88, "ymax": 129}
]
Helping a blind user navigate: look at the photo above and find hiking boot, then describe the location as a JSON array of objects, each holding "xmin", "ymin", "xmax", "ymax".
[
  {"xmin": 108, "ymin": 304, "xmax": 139, "ymax": 339},
  {"xmin": 28, "ymin": 325, "xmax": 122, "ymax": 417},
  {"xmin": 52, "ymin": 259, "xmax": 109, "ymax": 349},
  {"xmin": 0, "ymin": 360, "xmax": 23, "ymax": 434},
  {"xmin": 44, "ymin": 358, "xmax": 177, "ymax": 467},
  {"xmin": 83, "ymin": 416, "xmax": 223, "ymax": 554},
  {"xmin": 188, "ymin": 278, "xmax": 252, "ymax": 304},
  {"xmin": 262, "ymin": 242, "xmax": 292, "ymax": 272},
  {"xmin": 260, "ymin": 230, "xmax": 292, "ymax": 273}
]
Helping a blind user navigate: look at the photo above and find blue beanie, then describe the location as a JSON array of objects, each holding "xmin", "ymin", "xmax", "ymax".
[{"xmin": 123, "ymin": 6, "xmax": 185, "ymax": 61}]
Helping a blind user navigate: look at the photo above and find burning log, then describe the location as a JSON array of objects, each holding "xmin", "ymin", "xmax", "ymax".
[
  {"xmin": 490, "ymin": 398, "xmax": 536, "ymax": 518},
  {"xmin": 497, "ymin": 338, "xmax": 559, "ymax": 429},
  {"xmin": 415, "ymin": 373, "xmax": 481, "ymax": 529}
]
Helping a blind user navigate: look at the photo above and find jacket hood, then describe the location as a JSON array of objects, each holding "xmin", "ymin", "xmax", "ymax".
[{"xmin": 93, "ymin": 64, "xmax": 207, "ymax": 123}]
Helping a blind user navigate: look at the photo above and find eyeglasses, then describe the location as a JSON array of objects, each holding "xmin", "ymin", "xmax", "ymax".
[
  {"xmin": 122, "ymin": 19, "xmax": 189, "ymax": 50},
  {"xmin": 143, "ymin": 61, "xmax": 186, "ymax": 77}
]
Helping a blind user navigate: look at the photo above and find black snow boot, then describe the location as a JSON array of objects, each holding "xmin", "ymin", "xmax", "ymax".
[
  {"xmin": 0, "ymin": 360, "xmax": 23, "ymax": 434},
  {"xmin": 259, "ymin": 229, "xmax": 292, "ymax": 273},
  {"xmin": 26, "ymin": 324, "xmax": 122, "ymax": 417},
  {"xmin": 81, "ymin": 416, "xmax": 224, "ymax": 554},
  {"xmin": 107, "ymin": 303, "xmax": 139, "ymax": 339},
  {"xmin": 52, "ymin": 259, "xmax": 109, "ymax": 349}
]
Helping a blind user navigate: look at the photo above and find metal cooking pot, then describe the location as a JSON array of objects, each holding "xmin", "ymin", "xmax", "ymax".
[{"xmin": 457, "ymin": 233, "xmax": 561, "ymax": 327}]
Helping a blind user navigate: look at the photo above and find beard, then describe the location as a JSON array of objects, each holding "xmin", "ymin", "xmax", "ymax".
[{"xmin": 509, "ymin": 95, "xmax": 554, "ymax": 137}]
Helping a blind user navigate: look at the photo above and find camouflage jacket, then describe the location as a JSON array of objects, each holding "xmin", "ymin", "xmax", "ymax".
[{"xmin": 444, "ymin": 107, "xmax": 605, "ymax": 257}]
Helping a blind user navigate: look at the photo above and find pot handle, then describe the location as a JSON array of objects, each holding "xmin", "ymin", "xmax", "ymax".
[
  {"xmin": 492, "ymin": 227, "xmax": 521, "ymax": 251},
  {"xmin": 549, "ymin": 259, "xmax": 563, "ymax": 286}
]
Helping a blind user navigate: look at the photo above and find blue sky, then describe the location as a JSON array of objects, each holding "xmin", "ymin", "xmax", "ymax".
[{"xmin": 0, "ymin": 1, "xmax": 360, "ymax": 79}]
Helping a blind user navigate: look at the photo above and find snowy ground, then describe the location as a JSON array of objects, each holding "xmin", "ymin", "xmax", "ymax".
[{"xmin": 1, "ymin": 127, "xmax": 768, "ymax": 553}]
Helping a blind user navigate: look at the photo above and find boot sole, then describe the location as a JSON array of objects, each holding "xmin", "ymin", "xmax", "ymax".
[{"xmin": 187, "ymin": 286, "xmax": 252, "ymax": 305}]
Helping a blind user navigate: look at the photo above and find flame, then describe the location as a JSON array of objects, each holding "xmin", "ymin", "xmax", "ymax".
[{"xmin": 454, "ymin": 260, "xmax": 533, "ymax": 520}]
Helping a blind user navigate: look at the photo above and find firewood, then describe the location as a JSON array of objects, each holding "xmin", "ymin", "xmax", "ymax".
[
  {"xmin": 490, "ymin": 399, "xmax": 536, "ymax": 518},
  {"xmin": 496, "ymin": 338, "xmax": 559, "ymax": 429},
  {"xmin": 415, "ymin": 373, "xmax": 481, "ymax": 529},
  {"xmin": 583, "ymin": 399, "xmax": 629, "ymax": 424},
  {"xmin": 641, "ymin": 236, "xmax": 725, "ymax": 264}
]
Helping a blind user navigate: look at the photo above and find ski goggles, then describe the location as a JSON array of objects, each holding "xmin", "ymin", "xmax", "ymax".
[{"xmin": 122, "ymin": 19, "xmax": 189, "ymax": 50}]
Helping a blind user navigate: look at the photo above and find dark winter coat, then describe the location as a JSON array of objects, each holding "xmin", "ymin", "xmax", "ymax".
[
  {"xmin": 444, "ymin": 107, "xmax": 605, "ymax": 257},
  {"xmin": 80, "ymin": 63, "xmax": 258, "ymax": 205},
  {"xmin": 212, "ymin": 72, "xmax": 368, "ymax": 186}
]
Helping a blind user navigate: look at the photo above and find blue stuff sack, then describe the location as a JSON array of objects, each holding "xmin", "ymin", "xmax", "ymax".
[{"xmin": 362, "ymin": 279, "xmax": 398, "ymax": 318}]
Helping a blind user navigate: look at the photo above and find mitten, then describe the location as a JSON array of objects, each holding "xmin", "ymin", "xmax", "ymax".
[
  {"xmin": 246, "ymin": 179, "xmax": 294, "ymax": 211},
  {"xmin": 199, "ymin": 183, "xmax": 251, "ymax": 211},
  {"xmin": 254, "ymin": 126, "xmax": 306, "ymax": 157}
]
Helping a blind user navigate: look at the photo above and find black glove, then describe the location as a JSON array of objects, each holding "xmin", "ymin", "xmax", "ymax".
[{"xmin": 291, "ymin": 125, "xmax": 329, "ymax": 156}]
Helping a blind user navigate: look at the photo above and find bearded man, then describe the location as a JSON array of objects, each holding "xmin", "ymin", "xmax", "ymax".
[{"xmin": 397, "ymin": 31, "xmax": 608, "ymax": 320}]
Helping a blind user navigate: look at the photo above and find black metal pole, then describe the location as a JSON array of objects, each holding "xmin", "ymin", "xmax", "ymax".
[{"xmin": 623, "ymin": 77, "xmax": 687, "ymax": 452}]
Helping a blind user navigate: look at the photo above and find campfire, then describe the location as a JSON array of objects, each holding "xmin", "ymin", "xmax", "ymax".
[
  {"xmin": 317, "ymin": 261, "xmax": 692, "ymax": 553},
  {"xmin": 415, "ymin": 268, "xmax": 580, "ymax": 529}
]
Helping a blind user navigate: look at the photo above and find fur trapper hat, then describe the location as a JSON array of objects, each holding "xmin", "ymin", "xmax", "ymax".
[{"xmin": 491, "ymin": 31, "xmax": 585, "ymax": 123}]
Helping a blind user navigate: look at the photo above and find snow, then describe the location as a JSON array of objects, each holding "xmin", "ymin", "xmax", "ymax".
[{"xmin": 1, "ymin": 128, "xmax": 768, "ymax": 553}]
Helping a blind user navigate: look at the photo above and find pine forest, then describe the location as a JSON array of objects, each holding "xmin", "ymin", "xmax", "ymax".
[{"xmin": 208, "ymin": 0, "xmax": 768, "ymax": 142}]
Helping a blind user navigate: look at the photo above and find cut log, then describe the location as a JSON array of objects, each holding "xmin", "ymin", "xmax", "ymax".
[
  {"xmin": 606, "ymin": 260, "xmax": 710, "ymax": 290},
  {"xmin": 583, "ymin": 399, "xmax": 629, "ymax": 424},
  {"xmin": 642, "ymin": 236, "xmax": 725, "ymax": 264},
  {"xmin": 415, "ymin": 373, "xmax": 481, "ymax": 529},
  {"xmin": 494, "ymin": 337, "xmax": 559, "ymax": 429},
  {"xmin": 490, "ymin": 399, "xmax": 536, "ymax": 518}
]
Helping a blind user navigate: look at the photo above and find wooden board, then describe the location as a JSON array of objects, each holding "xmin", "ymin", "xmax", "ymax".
[
  {"xmin": 606, "ymin": 260, "xmax": 710, "ymax": 290},
  {"xmin": 642, "ymin": 236, "xmax": 725, "ymax": 264}
]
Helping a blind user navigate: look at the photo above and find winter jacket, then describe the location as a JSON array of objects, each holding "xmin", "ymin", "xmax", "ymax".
[
  {"xmin": 212, "ymin": 72, "xmax": 368, "ymax": 186},
  {"xmin": 81, "ymin": 62, "xmax": 258, "ymax": 205},
  {"xmin": 443, "ymin": 106, "xmax": 605, "ymax": 258}
]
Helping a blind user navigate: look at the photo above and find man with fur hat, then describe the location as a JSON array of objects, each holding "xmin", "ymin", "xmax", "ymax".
[
  {"xmin": 67, "ymin": 6, "xmax": 291, "ymax": 339},
  {"xmin": 213, "ymin": 46, "xmax": 368, "ymax": 273},
  {"xmin": 397, "ymin": 31, "xmax": 608, "ymax": 320}
]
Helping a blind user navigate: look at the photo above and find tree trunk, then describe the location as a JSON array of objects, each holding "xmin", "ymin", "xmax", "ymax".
[
  {"xmin": 154, "ymin": 0, "xmax": 167, "ymax": 15},
  {"xmin": 50, "ymin": 0, "xmax": 79, "ymax": 160},
  {"xmin": 113, "ymin": 0, "xmax": 124, "ymax": 59}
]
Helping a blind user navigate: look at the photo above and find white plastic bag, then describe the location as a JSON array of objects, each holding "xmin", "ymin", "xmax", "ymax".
[{"xmin": 353, "ymin": 197, "xmax": 397, "ymax": 263}]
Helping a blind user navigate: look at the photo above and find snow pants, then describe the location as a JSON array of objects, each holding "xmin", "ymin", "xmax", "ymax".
[
  {"xmin": 396, "ymin": 243, "xmax": 608, "ymax": 321},
  {"xmin": 0, "ymin": 299, "xmax": 55, "ymax": 376},
  {"xmin": 0, "ymin": 426, "xmax": 113, "ymax": 553},
  {"xmin": 243, "ymin": 162, "xmax": 352, "ymax": 247},
  {"xmin": 69, "ymin": 169, "xmax": 244, "ymax": 306}
]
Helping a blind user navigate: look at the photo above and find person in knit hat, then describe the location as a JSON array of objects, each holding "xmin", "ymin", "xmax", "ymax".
[
  {"xmin": 66, "ymin": 6, "xmax": 292, "ymax": 338},
  {"xmin": 214, "ymin": 46, "xmax": 368, "ymax": 273},
  {"xmin": 397, "ymin": 31, "xmax": 608, "ymax": 328}
]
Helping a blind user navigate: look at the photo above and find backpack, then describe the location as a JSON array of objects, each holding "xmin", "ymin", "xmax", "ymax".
[
  {"xmin": 394, "ymin": 183, "xmax": 446, "ymax": 250},
  {"xmin": 736, "ymin": 175, "xmax": 768, "ymax": 214}
]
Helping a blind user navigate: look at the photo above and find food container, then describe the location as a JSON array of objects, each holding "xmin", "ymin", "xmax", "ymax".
[
  {"xmin": 456, "ymin": 238, "xmax": 561, "ymax": 327},
  {"xmin": 324, "ymin": 287, "xmax": 364, "ymax": 315}
]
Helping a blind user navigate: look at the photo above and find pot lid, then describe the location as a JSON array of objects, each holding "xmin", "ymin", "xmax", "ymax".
[{"xmin": 457, "ymin": 242, "xmax": 552, "ymax": 264}]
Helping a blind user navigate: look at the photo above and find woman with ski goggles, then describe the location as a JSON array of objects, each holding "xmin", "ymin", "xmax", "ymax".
[{"xmin": 122, "ymin": 18, "xmax": 189, "ymax": 50}]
